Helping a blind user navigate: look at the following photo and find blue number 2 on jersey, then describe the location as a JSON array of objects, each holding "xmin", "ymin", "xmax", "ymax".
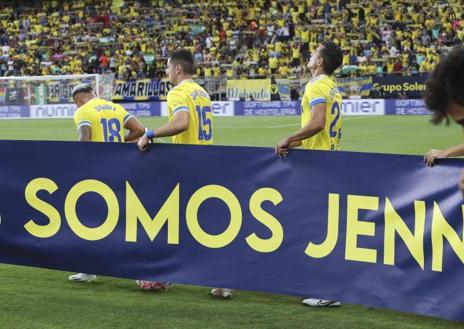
[
  {"xmin": 329, "ymin": 102, "xmax": 341, "ymax": 138},
  {"xmin": 195, "ymin": 106, "xmax": 212, "ymax": 141},
  {"xmin": 100, "ymin": 118, "xmax": 122, "ymax": 142}
]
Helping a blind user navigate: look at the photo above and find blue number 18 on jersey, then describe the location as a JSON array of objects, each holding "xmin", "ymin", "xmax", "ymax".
[{"xmin": 100, "ymin": 118, "xmax": 122, "ymax": 142}]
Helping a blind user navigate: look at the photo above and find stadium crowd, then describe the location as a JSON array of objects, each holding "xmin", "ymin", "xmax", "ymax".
[{"xmin": 0, "ymin": 0, "xmax": 463, "ymax": 80}]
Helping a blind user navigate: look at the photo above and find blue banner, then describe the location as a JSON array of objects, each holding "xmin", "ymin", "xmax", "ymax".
[
  {"xmin": 233, "ymin": 100, "xmax": 386, "ymax": 116},
  {"xmin": 0, "ymin": 105, "xmax": 30, "ymax": 118},
  {"xmin": 113, "ymin": 79, "xmax": 172, "ymax": 101},
  {"xmin": 385, "ymin": 99, "xmax": 431, "ymax": 115},
  {"xmin": 0, "ymin": 100, "xmax": 433, "ymax": 118},
  {"xmin": 235, "ymin": 101, "xmax": 301, "ymax": 116},
  {"xmin": 0, "ymin": 141, "xmax": 463, "ymax": 321},
  {"xmin": 373, "ymin": 74, "xmax": 428, "ymax": 98},
  {"xmin": 120, "ymin": 102, "xmax": 161, "ymax": 117}
]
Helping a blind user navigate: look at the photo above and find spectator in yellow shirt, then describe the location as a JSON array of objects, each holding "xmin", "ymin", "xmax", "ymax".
[{"xmin": 291, "ymin": 43, "xmax": 301, "ymax": 67}]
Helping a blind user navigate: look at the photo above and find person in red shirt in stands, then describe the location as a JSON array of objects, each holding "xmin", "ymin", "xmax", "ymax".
[
  {"xmin": 99, "ymin": 53, "xmax": 109, "ymax": 73},
  {"xmin": 393, "ymin": 57, "xmax": 403, "ymax": 73}
]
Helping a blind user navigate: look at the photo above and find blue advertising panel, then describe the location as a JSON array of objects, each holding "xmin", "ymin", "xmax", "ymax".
[
  {"xmin": 235, "ymin": 101, "xmax": 301, "ymax": 116},
  {"xmin": 0, "ymin": 105, "xmax": 30, "ymax": 118},
  {"xmin": 385, "ymin": 99, "xmax": 431, "ymax": 115},
  {"xmin": 122, "ymin": 102, "xmax": 161, "ymax": 117},
  {"xmin": 373, "ymin": 74, "xmax": 428, "ymax": 98},
  {"xmin": 0, "ymin": 100, "xmax": 434, "ymax": 118}
]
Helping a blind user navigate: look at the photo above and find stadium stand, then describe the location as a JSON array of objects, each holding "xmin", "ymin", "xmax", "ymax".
[{"xmin": 0, "ymin": 0, "xmax": 462, "ymax": 80}]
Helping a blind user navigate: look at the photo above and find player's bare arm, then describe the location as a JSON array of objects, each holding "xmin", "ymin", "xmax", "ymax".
[
  {"xmin": 424, "ymin": 143, "xmax": 464, "ymax": 166},
  {"xmin": 78, "ymin": 125, "xmax": 92, "ymax": 142},
  {"xmin": 275, "ymin": 104, "xmax": 326, "ymax": 157},
  {"xmin": 138, "ymin": 111, "xmax": 189, "ymax": 151},
  {"xmin": 124, "ymin": 117, "xmax": 145, "ymax": 142}
]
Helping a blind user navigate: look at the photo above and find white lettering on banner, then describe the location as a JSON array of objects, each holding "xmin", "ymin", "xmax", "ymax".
[
  {"xmin": 244, "ymin": 101, "xmax": 288, "ymax": 109},
  {"xmin": 244, "ymin": 108, "xmax": 298, "ymax": 116},
  {"xmin": 127, "ymin": 110, "xmax": 151, "ymax": 117},
  {"xmin": 395, "ymin": 108, "xmax": 430, "ymax": 115},
  {"xmin": 395, "ymin": 99, "xmax": 425, "ymax": 107},
  {"xmin": 211, "ymin": 102, "xmax": 234, "ymax": 116},
  {"xmin": 342, "ymin": 99, "xmax": 385, "ymax": 116},
  {"xmin": 123, "ymin": 103, "xmax": 151, "ymax": 111},
  {"xmin": 30, "ymin": 104, "xmax": 77, "ymax": 118},
  {"xmin": 160, "ymin": 102, "xmax": 234, "ymax": 117},
  {"xmin": 123, "ymin": 102, "xmax": 153, "ymax": 117}
]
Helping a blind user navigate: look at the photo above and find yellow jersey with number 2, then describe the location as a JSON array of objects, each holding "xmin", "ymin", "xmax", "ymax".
[
  {"xmin": 301, "ymin": 74, "xmax": 342, "ymax": 151},
  {"xmin": 167, "ymin": 80, "xmax": 213, "ymax": 145}
]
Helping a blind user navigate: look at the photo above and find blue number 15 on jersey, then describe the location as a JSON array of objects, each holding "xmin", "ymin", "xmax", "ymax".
[{"xmin": 196, "ymin": 106, "xmax": 212, "ymax": 141}]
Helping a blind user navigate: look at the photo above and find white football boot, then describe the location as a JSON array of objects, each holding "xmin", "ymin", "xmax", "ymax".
[
  {"xmin": 211, "ymin": 288, "xmax": 234, "ymax": 298},
  {"xmin": 302, "ymin": 298, "xmax": 341, "ymax": 307},
  {"xmin": 69, "ymin": 273, "xmax": 97, "ymax": 282}
]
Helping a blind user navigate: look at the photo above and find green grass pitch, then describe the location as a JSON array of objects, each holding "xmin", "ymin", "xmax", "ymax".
[{"xmin": 0, "ymin": 116, "xmax": 463, "ymax": 329}]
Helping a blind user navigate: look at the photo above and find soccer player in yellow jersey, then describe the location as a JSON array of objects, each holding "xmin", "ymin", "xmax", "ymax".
[
  {"xmin": 138, "ymin": 49, "xmax": 213, "ymax": 149},
  {"xmin": 276, "ymin": 41, "xmax": 343, "ymax": 156},
  {"xmin": 69, "ymin": 83, "xmax": 145, "ymax": 283},
  {"xmin": 72, "ymin": 84, "xmax": 145, "ymax": 143},
  {"xmin": 275, "ymin": 41, "xmax": 343, "ymax": 308},
  {"xmin": 138, "ymin": 50, "xmax": 231, "ymax": 297}
]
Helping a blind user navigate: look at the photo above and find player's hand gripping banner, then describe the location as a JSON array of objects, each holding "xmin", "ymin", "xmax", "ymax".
[{"xmin": 0, "ymin": 140, "xmax": 462, "ymax": 321}]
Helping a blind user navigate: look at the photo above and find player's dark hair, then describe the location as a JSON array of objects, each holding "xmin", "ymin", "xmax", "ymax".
[
  {"xmin": 320, "ymin": 41, "xmax": 343, "ymax": 75},
  {"xmin": 424, "ymin": 46, "xmax": 464, "ymax": 125},
  {"xmin": 169, "ymin": 50, "xmax": 195, "ymax": 75},
  {"xmin": 72, "ymin": 84, "xmax": 93, "ymax": 99}
]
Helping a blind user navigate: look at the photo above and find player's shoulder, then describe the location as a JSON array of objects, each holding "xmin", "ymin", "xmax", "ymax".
[
  {"xmin": 73, "ymin": 106, "xmax": 84, "ymax": 119},
  {"xmin": 309, "ymin": 74, "xmax": 331, "ymax": 85},
  {"xmin": 168, "ymin": 80, "xmax": 189, "ymax": 96},
  {"xmin": 309, "ymin": 75, "xmax": 334, "ymax": 90},
  {"xmin": 190, "ymin": 83, "xmax": 210, "ymax": 100},
  {"xmin": 167, "ymin": 86, "xmax": 183, "ymax": 101},
  {"xmin": 74, "ymin": 102, "xmax": 91, "ymax": 116},
  {"xmin": 168, "ymin": 80, "xmax": 208, "ymax": 99}
]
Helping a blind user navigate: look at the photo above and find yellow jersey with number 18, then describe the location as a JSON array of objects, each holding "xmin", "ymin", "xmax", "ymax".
[
  {"xmin": 73, "ymin": 98, "xmax": 132, "ymax": 142},
  {"xmin": 301, "ymin": 74, "xmax": 342, "ymax": 151},
  {"xmin": 167, "ymin": 80, "xmax": 213, "ymax": 145}
]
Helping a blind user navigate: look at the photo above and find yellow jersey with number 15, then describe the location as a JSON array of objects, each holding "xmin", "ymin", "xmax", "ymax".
[
  {"xmin": 73, "ymin": 98, "xmax": 132, "ymax": 142},
  {"xmin": 167, "ymin": 80, "xmax": 213, "ymax": 145},
  {"xmin": 301, "ymin": 74, "xmax": 342, "ymax": 151}
]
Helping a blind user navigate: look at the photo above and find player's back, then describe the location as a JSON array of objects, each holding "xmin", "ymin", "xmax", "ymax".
[
  {"xmin": 301, "ymin": 75, "xmax": 342, "ymax": 151},
  {"xmin": 167, "ymin": 80, "xmax": 213, "ymax": 145},
  {"xmin": 74, "ymin": 98, "xmax": 130, "ymax": 143}
]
